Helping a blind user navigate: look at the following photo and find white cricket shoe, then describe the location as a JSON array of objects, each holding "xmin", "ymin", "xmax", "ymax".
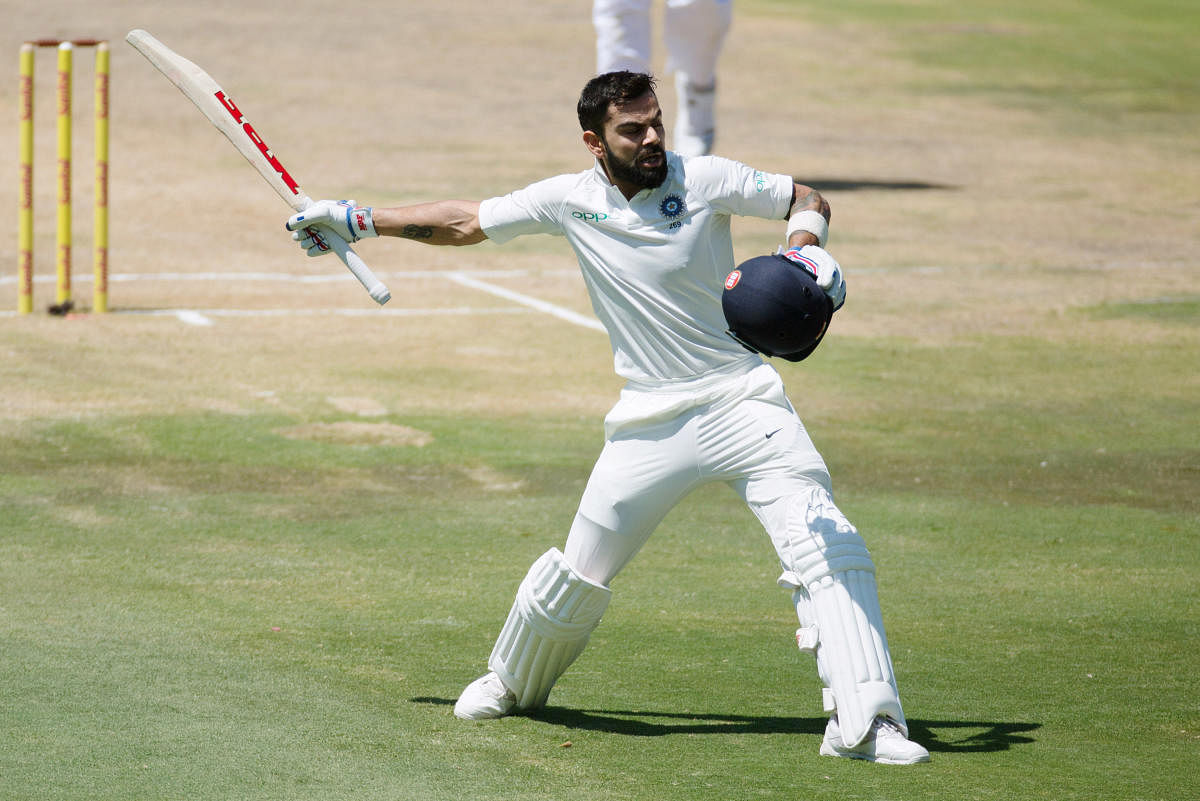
[
  {"xmin": 453, "ymin": 671, "xmax": 517, "ymax": 720},
  {"xmin": 820, "ymin": 715, "xmax": 931, "ymax": 765}
]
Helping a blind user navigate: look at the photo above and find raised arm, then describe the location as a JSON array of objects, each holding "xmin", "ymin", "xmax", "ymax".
[
  {"xmin": 285, "ymin": 199, "xmax": 486, "ymax": 255},
  {"xmin": 371, "ymin": 200, "xmax": 485, "ymax": 246}
]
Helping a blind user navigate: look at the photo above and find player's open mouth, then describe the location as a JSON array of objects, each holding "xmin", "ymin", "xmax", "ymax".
[{"xmin": 639, "ymin": 150, "xmax": 664, "ymax": 167}]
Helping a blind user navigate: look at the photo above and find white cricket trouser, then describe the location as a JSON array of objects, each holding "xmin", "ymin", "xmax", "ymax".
[
  {"xmin": 593, "ymin": 0, "xmax": 733, "ymax": 85},
  {"xmin": 524, "ymin": 361, "xmax": 907, "ymax": 737},
  {"xmin": 564, "ymin": 362, "xmax": 831, "ymax": 586}
]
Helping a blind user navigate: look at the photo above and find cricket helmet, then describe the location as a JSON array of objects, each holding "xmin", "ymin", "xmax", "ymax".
[{"xmin": 722, "ymin": 253, "xmax": 834, "ymax": 362}]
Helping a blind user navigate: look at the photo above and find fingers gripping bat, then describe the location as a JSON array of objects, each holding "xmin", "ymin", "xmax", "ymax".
[{"xmin": 125, "ymin": 29, "xmax": 391, "ymax": 305}]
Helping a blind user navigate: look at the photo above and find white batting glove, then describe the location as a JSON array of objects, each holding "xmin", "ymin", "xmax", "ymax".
[
  {"xmin": 783, "ymin": 244, "xmax": 846, "ymax": 311},
  {"xmin": 290, "ymin": 225, "xmax": 334, "ymax": 257},
  {"xmin": 285, "ymin": 199, "xmax": 377, "ymax": 243}
]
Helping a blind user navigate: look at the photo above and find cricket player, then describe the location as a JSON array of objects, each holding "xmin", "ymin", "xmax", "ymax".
[
  {"xmin": 286, "ymin": 71, "xmax": 929, "ymax": 764},
  {"xmin": 594, "ymin": 0, "xmax": 732, "ymax": 156}
]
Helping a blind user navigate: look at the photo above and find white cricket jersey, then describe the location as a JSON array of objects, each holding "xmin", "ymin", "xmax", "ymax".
[{"xmin": 479, "ymin": 153, "xmax": 794, "ymax": 385}]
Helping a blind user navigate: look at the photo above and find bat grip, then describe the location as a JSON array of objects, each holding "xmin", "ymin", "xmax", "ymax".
[
  {"xmin": 294, "ymin": 197, "xmax": 389, "ymax": 305},
  {"xmin": 327, "ymin": 230, "xmax": 390, "ymax": 305}
]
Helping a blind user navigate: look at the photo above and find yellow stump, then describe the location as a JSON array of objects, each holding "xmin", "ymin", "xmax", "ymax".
[
  {"xmin": 56, "ymin": 42, "xmax": 72, "ymax": 307},
  {"xmin": 18, "ymin": 44, "xmax": 34, "ymax": 314},
  {"xmin": 93, "ymin": 42, "xmax": 109, "ymax": 313}
]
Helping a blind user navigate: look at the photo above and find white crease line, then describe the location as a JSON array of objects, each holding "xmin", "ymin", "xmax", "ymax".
[
  {"xmin": 1, "ymin": 261, "xmax": 1195, "ymax": 291},
  {"xmin": 115, "ymin": 307, "xmax": 536, "ymax": 319},
  {"xmin": 0, "ymin": 306, "xmax": 538, "ymax": 321},
  {"xmin": 0, "ymin": 268, "xmax": 568, "ymax": 286},
  {"xmin": 444, "ymin": 271, "xmax": 606, "ymax": 332},
  {"xmin": 175, "ymin": 310, "xmax": 214, "ymax": 327}
]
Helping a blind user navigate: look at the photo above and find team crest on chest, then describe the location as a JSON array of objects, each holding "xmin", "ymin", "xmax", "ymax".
[{"xmin": 659, "ymin": 194, "xmax": 686, "ymax": 219}]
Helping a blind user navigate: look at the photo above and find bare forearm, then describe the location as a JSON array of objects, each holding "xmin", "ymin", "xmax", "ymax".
[
  {"xmin": 787, "ymin": 182, "xmax": 831, "ymax": 248},
  {"xmin": 372, "ymin": 200, "xmax": 485, "ymax": 246}
]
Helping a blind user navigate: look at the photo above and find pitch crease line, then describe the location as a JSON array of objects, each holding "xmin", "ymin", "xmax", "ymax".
[{"xmin": 444, "ymin": 272, "xmax": 605, "ymax": 332}]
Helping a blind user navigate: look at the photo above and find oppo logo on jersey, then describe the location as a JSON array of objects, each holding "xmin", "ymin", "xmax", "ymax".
[{"xmin": 572, "ymin": 210, "xmax": 609, "ymax": 222}]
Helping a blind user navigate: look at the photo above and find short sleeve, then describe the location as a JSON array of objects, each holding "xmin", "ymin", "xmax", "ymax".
[
  {"xmin": 478, "ymin": 174, "xmax": 578, "ymax": 244},
  {"xmin": 684, "ymin": 156, "xmax": 794, "ymax": 220}
]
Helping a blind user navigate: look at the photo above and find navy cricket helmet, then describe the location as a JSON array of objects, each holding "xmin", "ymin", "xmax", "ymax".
[{"xmin": 722, "ymin": 253, "xmax": 834, "ymax": 362}]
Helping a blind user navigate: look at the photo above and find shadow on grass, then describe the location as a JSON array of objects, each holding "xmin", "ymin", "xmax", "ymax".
[
  {"xmin": 412, "ymin": 697, "xmax": 1037, "ymax": 753},
  {"xmin": 792, "ymin": 176, "xmax": 956, "ymax": 192}
]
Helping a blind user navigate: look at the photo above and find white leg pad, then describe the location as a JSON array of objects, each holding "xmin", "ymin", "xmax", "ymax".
[
  {"xmin": 779, "ymin": 487, "xmax": 907, "ymax": 747},
  {"xmin": 488, "ymin": 548, "xmax": 612, "ymax": 710}
]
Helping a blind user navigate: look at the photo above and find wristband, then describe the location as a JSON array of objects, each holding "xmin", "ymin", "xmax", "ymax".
[
  {"xmin": 343, "ymin": 203, "xmax": 377, "ymax": 242},
  {"xmin": 786, "ymin": 209, "xmax": 828, "ymax": 248}
]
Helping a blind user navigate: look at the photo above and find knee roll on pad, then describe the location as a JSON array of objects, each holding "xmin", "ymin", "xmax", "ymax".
[
  {"xmin": 489, "ymin": 548, "xmax": 612, "ymax": 710},
  {"xmin": 778, "ymin": 486, "xmax": 907, "ymax": 747}
]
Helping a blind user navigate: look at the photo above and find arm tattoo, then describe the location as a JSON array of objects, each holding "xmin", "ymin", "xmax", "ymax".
[
  {"xmin": 400, "ymin": 224, "xmax": 434, "ymax": 240},
  {"xmin": 793, "ymin": 187, "xmax": 818, "ymax": 211},
  {"xmin": 789, "ymin": 184, "xmax": 830, "ymax": 221}
]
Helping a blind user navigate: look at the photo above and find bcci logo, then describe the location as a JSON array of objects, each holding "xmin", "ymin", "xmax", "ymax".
[{"xmin": 659, "ymin": 194, "xmax": 686, "ymax": 219}]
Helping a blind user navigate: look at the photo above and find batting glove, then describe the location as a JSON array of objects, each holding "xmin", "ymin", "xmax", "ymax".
[
  {"xmin": 783, "ymin": 244, "xmax": 846, "ymax": 311},
  {"xmin": 285, "ymin": 198, "xmax": 377, "ymax": 242},
  {"xmin": 290, "ymin": 225, "xmax": 334, "ymax": 257}
]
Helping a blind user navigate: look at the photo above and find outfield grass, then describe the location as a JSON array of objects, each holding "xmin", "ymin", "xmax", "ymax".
[
  {"xmin": 772, "ymin": 0, "xmax": 1200, "ymax": 118},
  {"xmin": 3, "ymin": 1, "xmax": 1198, "ymax": 799},
  {"xmin": 2, "ymin": 328, "xmax": 1196, "ymax": 800}
]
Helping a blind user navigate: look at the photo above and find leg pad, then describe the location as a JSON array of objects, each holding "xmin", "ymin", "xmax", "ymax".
[
  {"xmin": 779, "ymin": 487, "xmax": 907, "ymax": 747},
  {"xmin": 489, "ymin": 548, "xmax": 612, "ymax": 710}
]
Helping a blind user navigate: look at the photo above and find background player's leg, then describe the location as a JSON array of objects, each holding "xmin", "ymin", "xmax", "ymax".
[
  {"xmin": 594, "ymin": 0, "xmax": 654, "ymax": 73},
  {"xmin": 663, "ymin": 0, "xmax": 732, "ymax": 155}
]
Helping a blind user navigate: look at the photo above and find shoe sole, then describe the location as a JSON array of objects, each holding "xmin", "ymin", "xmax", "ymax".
[
  {"xmin": 453, "ymin": 702, "xmax": 515, "ymax": 721},
  {"xmin": 820, "ymin": 743, "xmax": 930, "ymax": 765}
]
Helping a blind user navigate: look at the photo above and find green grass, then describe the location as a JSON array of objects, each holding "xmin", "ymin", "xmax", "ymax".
[
  {"xmin": 2, "ymin": 326, "xmax": 1197, "ymax": 801},
  {"xmin": 752, "ymin": 0, "xmax": 1200, "ymax": 127},
  {"xmin": 4, "ymin": 1, "xmax": 1198, "ymax": 798},
  {"xmin": 1084, "ymin": 296, "xmax": 1200, "ymax": 324}
]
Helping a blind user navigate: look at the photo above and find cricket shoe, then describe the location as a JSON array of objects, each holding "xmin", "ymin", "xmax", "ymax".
[
  {"xmin": 820, "ymin": 715, "xmax": 930, "ymax": 765},
  {"xmin": 453, "ymin": 671, "xmax": 517, "ymax": 720}
]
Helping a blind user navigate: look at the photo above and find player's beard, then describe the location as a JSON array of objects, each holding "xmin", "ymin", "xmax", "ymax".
[{"xmin": 602, "ymin": 138, "xmax": 668, "ymax": 190}]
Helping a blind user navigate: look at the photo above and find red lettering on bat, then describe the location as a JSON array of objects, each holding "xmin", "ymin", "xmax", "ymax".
[{"xmin": 215, "ymin": 90, "xmax": 301, "ymax": 195}]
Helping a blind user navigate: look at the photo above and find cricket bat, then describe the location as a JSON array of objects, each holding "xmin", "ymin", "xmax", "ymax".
[{"xmin": 125, "ymin": 29, "xmax": 390, "ymax": 305}]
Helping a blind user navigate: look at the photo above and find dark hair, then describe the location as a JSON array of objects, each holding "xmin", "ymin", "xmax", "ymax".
[{"xmin": 577, "ymin": 71, "xmax": 657, "ymax": 135}]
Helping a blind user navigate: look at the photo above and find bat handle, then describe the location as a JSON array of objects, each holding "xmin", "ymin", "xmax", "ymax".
[
  {"xmin": 327, "ymin": 230, "xmax": 390, "ymax": 305},
  {"xmin": 294, "ymin": 196, "xmax": 389, "ymax": 305}
]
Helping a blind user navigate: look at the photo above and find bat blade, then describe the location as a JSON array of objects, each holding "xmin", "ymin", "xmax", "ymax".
[{"xmin": 125, "ymin": 29, "xmax": 390, "ymax": 304}]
